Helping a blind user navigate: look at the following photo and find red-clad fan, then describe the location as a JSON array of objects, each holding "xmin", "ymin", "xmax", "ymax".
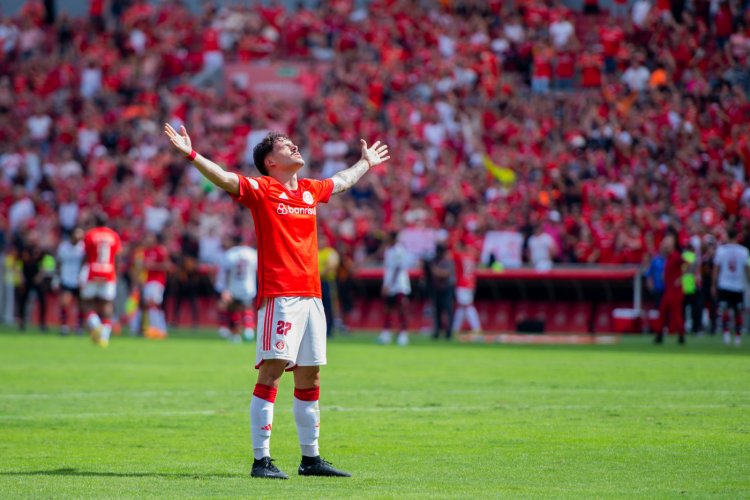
[{"xmin": 81, "ymin": 212, "xmax": 122, "ymax": 348}]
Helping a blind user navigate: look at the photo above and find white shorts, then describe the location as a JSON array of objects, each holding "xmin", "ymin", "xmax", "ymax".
[
  {"xmin": 81, "ymin": 280, "xmax": 117, "ymax": 301},
  {"xmin": 456, "ymin": 287, "xmax": 475, "ymax": 306},
  {"xmin": 229, "ymin": 289, "xmax": 255, "ymax": 307},
  {"xmin": 256, "ymin": 296, "xmax": 326, "ymax": 370},
  {"xmin": 143, "ymin": 281, "xmax": 165, "ymax": 305}
]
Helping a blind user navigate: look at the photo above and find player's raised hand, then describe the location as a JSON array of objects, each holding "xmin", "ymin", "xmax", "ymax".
[
  {"xmin": 360, "ymin": 139, "xmax": 390, "ymax": 168},
  {"xmin": 164, "ymin": 123, "xmax": 192, "ymax": 156}
]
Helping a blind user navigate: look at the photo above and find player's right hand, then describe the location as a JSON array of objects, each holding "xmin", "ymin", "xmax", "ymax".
[{"xmin": 164, "ymin": 123, "xmax": 192, "ymax": 156}]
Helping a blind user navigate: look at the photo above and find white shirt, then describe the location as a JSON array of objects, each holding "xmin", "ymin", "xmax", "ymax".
[
  {"xmin": 383, "ymin": 243, "xmax": 412, "ymax": 296},
  {"xmin": 528, "ymin": 233, "xmax": 556, "ymax": 270},
  {"xmin": 549, "ymin": 20, "xmax": 574, "ymax": 48},
  {"xmin": 221, "ymin": 246, "xmax": 258, "ymax": 300},
  {"xmin": 144, "ymin": 205, "xmax": 170, "ymax": 234},
  {"xmin": 621, "ymin": 65, "xmax": 651, "ymax": 92},
  {"xmin": 9, "ymin": 197, "xmax": 35, "ymax": 231},
  {"xmin": 714, "ymin": 243, "xmax": 750, "ymax": 292},
  {"xmin": 27, "ymin": 114, "xmax": 52, "ymax": 140},
  {"xmin": 80, "ymin": 67, "xmax": 102, "ymax": 99},
  {"xmin": 632, "ymin": 0, "xmax": 651, "ymax": 27},
  {"xmin": 57, "ymin": 240, "xmax": 85, "ymax": 288},
  {"xmin": 59, "ymin": 202, "xmax": 79, "ymax": 230}
]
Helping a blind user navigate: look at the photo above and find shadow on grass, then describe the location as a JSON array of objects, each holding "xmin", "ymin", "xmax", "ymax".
[{"xmin": 0, "ymin": 468, "xmax": 243, "ymax": 479}]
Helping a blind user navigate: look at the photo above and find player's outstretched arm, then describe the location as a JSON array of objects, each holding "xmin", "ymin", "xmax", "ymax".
[
  {"xmin": 164, "ymin": 123, "xmax": 239, "ymax": 196},
  {"xmin": 331, "ymin": 139, "xmax": 390, "ymax": 194}
]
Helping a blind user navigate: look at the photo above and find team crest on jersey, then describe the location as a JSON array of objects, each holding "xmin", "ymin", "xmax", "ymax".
[
  {"xmin": 275, "ymin": 340, "xmax": 285, "ymax": 350},
  {"xmin": 302, "ymin": 191, "xmax": 314, "ymax": 204}
]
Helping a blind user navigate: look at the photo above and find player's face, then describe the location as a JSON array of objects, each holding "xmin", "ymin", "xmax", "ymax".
[{"xmin": 270, "ymin": 139, "xmax": 305, "ymax": 171}]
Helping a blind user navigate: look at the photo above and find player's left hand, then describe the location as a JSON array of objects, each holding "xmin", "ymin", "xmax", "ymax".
[{"xmin": 360, "ymin": 139, "xmax": 390, "ymax": 168}]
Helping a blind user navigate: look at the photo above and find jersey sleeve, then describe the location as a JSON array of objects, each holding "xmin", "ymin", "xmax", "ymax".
[
  {"xmin": 231, "ymin": 174, "xmax": 269, "ymax": 209},
  {"xmin": 308, "ymin": 178, "xmax": 334, "ymax": 204}
]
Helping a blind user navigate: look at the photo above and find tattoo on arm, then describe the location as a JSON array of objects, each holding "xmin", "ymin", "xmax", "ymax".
[{"xmin": 331, "ymin": 159, "xmax": 370, "ymax": 194}]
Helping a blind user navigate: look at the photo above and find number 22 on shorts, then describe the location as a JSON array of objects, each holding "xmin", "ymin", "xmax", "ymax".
[{"xmin": 276, "ymin": 321, "xmax": 292, "ymax": 335}]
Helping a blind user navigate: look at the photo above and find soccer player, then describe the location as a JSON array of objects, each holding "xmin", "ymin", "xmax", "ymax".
[
  {"xmin": 451, "ymin": 240, "xmax": 482, "ymax": 335},
  {"xmin": 56, "ymin": 227, "xmax": 85, "ymax": 335},
  {"xmin": 654, "ymin": 234, "xmax": 685, "ymax": 345},
  {"xmin": 141, "ymin": 232, "xmax": 170, "ymax": 339},
  {"xmin": 164, "ymin": 123, "xmax": 389, "ymax": 479},
  {"xmin": 219, "ymin": 234, "xmax": 258, "ymax": 343},
  {"xmin": 712, "ymin": 228, "xmax": 750, "ymax": 347},
  {"xmin": 379, "ymin": 231, "xmax": 411, "ymax": 346},
  {"xmin": 81, "ymin": 213, "xmax": 121, "ymax": 348}
]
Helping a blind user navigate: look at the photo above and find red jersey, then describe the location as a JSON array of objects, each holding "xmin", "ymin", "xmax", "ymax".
[
  {"xmin": 144, "ymin": 244, "xmax": 169, "ymax": 285},
  {"xmin": 232, "ymin": 175, "xmax": 334, "ymax": 303},
  {"xmin": 664, "ymin": 250, "xmax": 683, "ymax": 292},
  {"xmin": 84, "ymin": 226, "xmax": 121, "ymax": 282},
  {"xmin": 454, "ymin": 250, "xmax": 478, "ymax": 290}
]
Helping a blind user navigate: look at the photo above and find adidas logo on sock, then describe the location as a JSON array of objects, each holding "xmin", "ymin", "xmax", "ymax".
[{"xmin": 261, "ymin": 424, "xmax": 273, "ymax": 431}]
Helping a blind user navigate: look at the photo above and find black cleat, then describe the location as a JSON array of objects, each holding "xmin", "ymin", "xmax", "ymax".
[
  {"xmin": 298, "ymin": 456, "xmax": 351, "ymax": 477},
  {"xmin": 251, "ymin": 457, "xmax": 289, "ymax": 479}
]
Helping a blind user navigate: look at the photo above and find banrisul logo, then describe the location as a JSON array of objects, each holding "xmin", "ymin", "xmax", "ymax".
[{"xmin": 277, "ymin": 203, "xmax": 316, "ymax": 216}]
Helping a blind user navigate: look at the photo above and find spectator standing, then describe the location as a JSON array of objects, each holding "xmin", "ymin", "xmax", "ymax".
[
  {"xmin": 15, "ymin": 232, "xmax": 48, "ymax": 331},
  {"xmin": 644, "ymin": 245, "xmax": 667, "ymax": 325},
  {"xmin": 427, "ymin": 243, "xmax": 455, "ymax": 340},
  {"xmin": 527, "ymin": 224, "xmax": 557, "ymax": 271},
  {"xmin": 379, "ymin": 231, "xmax": 411, "ymax": 346},
  {"xmin": 318, "ymin": 233, "xmax": 339, "ymax": 339},
  {"xmin": 681, "ymin": 242, "xmax": 701, "ymax": 335},
  {"xmin": 655, "ymin": 234, "xmax": 686, "ymax": 345}
]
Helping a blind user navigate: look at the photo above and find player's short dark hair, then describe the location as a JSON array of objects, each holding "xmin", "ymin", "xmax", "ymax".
[
  {"xmin": 93, "ymin": 212, "xmax": 108, "ymax": 227},
  {"xmin": 252, "ymin": 132, "xmax": 288, "ymax": 176},
  {"xmin": 727, "ymin": 227, "xmax": 738, "ymax": 240}
]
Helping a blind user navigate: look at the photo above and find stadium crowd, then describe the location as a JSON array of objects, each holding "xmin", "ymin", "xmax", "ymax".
[{"xmin": 1, "ymin": 0, "xmax": 750, "ymax": 330}]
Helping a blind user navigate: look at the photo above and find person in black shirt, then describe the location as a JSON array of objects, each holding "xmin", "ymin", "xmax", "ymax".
[
  {"xmin": 426, "ymin": 244, "xmax": 456, "ymax": 340},
  {"xmin": 15, "ymin": 233, "xmax": 48, "ymax": 331}
]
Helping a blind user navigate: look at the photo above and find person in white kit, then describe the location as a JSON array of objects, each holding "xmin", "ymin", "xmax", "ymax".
[
  {"xmin": 219, "ymin": 235, "xmax": 258, "ymax": 343},
  {"xmin": 56, "ymin": 227, "xmax": 85, "ymax": 335},
  {"xmin": 527, "ymin": 224, "xmax": 557, "ymax": 271},
  {"xmin": 712, "ymin": 227, "xmax": 750, "ymax": 347},
  {"xmin": 379, "ymin": 231, "xmax": 412, "ymax": 346}
]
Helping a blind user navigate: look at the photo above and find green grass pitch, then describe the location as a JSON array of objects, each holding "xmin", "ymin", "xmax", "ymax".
[{"xmin": 0, "ymin": 327, "xmax": 748, "ymax": 498}]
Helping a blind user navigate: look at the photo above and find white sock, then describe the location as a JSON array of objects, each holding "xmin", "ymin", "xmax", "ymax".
[
  {"xmin": 100, "ymin": 321, "xmax": 112, "ymax": 341},
  {"xmin": 293, "ymin": 387, "xmax": 320, "ymax": 457},
  {"xmin": 250, "ymin": 385, "xmax": 276, "ymax": 460},
  {"xmin": 452, "ymin": 307, "xmax": 465, "ymax": 332},
  {"xmin": 466, "ymin": 305, "xmax": 481, "ymax": 331},
  {"xmin": 87, "ymin": 313, "xmax": 101, "ymax": 331}
]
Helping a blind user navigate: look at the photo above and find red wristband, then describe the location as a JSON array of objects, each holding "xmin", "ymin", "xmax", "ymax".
[{"xmin": 186, "ymin": 149, "xmax": 197, "ymax": 161}]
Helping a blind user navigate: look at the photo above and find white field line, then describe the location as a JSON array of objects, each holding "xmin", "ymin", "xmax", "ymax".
[
  {"xmin": 0, "ymin": 387, "xmax": 748, "ymax": 400},
  {"xmin": 1, "ymin": 403, "xmax": 748, "ymax": 421}
]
